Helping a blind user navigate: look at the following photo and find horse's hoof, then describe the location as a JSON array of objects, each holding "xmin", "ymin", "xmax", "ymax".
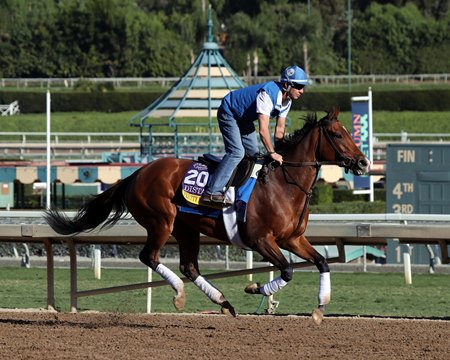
[
  {"xmin": 221, "ymin": 301, "xmax": 237, "ymax": 317},
  {"xmin": 244, "ymin": 283, "xmax": 261, "ymax": 295},
  {"xmin": 173, "ymin": 290, "xmax": 186, "ymax": 311},
  {"xmin": 311, "ymin": 307, "xmax": 324, "ymax": 326}
]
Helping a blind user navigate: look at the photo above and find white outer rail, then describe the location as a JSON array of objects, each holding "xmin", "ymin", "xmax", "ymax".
[{"xmin": 0, "ymin": 212, "xmax": 449, "ymax": 312}]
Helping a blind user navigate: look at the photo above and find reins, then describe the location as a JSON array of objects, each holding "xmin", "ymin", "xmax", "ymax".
[
  {"xmin": 273, "ymin": 119, "xmax": 353, "ymax": 237},
  {"xmin": 282, "ymin": 159, "xmax": 346, "ymax": 167}
]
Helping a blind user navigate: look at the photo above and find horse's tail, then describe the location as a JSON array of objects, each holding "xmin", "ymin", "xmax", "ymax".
[{"xmin": 44, "ymin": 173, "xmax": 136, "ymax": 235}]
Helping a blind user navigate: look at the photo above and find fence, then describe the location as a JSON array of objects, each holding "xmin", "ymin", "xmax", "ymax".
[
  {"xmin": 0, "ymin": 211, "xmax": 449, "ymax": 312},
  {"xmin": 1, "ymin": 131, "xmax": 450, "ymax": 162},
  {"xmin": 0, "ymin": 101, "xmax": 20, "ymax": 116},
  {"xmin": 0, "ymin": 131, "xmax": 141, "ymax": 161},
  {"xmin": 1, "ymin": 74, "xmax": 449, "ymax": 89}
]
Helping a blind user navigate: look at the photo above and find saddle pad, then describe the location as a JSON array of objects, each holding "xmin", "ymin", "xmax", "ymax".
[
  {"xmin": 178, "ymin": 187, "xmax": 250, "ymax": 250},
  {"xmin": 178, "ymin": 160, "xmax": 262, "ymax": 250},
  {"xmin": 222, "ymin": 187, "xmax": 252, "ymax": 250},
  {"xmin": 181, "ymin": 162, "xmax": 209, "ymax": 205}
]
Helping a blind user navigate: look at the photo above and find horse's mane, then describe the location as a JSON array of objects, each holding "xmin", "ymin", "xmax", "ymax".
[{"xmin": 276, "ymin": 112, "xmax": 318, "ymax": 152}]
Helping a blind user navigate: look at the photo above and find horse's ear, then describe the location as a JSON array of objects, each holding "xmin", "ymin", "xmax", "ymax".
[{"xmin": 328, "ymin": 107, "xmax": 340, "ymax": 119}]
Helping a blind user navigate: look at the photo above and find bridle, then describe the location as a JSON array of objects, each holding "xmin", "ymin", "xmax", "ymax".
[
  {"xmin": 282, "ymin": 118, "xmax": 356, "ymax": 171},
  {"xmin": 274, "ymin": 118, "xmax": 357, "ymax": 237}
]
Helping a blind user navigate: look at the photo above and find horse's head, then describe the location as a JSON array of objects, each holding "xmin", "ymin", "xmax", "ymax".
[{"xmin": 317, "ymin": 107, "xmax": 370, "ymax": 175}]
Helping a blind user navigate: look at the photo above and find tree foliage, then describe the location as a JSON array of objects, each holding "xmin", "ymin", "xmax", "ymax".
[
  {"xmin": 0, "ymin": 0, "xmax": 448, "ymax": 78},
  {"xmin": 352, "ymin": 3, "xmax": 450, "ymax": 74}
]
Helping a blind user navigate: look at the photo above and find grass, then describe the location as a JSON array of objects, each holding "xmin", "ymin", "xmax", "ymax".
[
  {"xmin": 0, "ymin": 267, "xmax": 448, "ymax": 318},
  {"xmin": 1, "ymin": 111, "xmax": 450, "ymax": 136}
]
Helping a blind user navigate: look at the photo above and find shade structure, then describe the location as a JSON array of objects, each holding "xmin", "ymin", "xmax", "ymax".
[
  {"xmin": 130, "ymin": 8, "xmax": 244, "ymax": 128},
  {"xmin": 130, "ymin": 45, "xmax": 244, "ymax": 127},
  {"xmin": 129, "ymin": 6, "xmax": 245, "ymax": 160}
]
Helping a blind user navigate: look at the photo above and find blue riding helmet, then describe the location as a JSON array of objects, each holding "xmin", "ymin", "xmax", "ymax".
[{"xmin": 280, "ymin": 66, "xmax": 309, "ymax": 86}]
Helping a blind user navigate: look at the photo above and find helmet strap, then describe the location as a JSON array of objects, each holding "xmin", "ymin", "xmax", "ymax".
[{"xmin": 282, "ymin": 82, "xmax": 291, "ymax": 92}]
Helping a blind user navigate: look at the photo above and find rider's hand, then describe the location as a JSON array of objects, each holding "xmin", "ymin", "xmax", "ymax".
[{"xmin": 270, "ymin": 152, "xmax": 283, "ymax": 165}]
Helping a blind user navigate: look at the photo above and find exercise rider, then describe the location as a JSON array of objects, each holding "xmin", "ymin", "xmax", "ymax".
[{"xmin": 201, "ymin": 65, "xmax": 309, "ymax": 206}]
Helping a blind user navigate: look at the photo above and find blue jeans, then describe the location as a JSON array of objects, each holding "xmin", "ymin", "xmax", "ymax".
[{"xmin": 206, "ymin": 109, "xmax": 260, "ymax": 195}]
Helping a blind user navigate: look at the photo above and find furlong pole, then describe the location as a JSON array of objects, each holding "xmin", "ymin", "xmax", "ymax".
[{"xmin": 46, "ymin": 90, "xmax": 51, "ymax": 209}]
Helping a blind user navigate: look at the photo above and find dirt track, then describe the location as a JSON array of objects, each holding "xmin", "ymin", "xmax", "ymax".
[{"xmin": 0, "ymin": 311, "xmax": 449, "ymax": 359}]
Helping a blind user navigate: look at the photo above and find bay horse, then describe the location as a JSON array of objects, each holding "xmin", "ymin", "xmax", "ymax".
[{"xmin": 44, "ymin": 108, "xmax": 369, "ymax": 324}]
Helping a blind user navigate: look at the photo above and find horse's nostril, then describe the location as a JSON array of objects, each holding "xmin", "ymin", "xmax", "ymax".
[{"xmin": 358, "ymin": 159, "xmax": 370, "ymax": 168}]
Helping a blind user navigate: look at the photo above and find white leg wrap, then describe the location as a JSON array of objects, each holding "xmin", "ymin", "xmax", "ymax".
[
  {"xmin": 194, "ymin": 276, "xmax": 224, "ymax": 304},
  {"xmin": 318, "ymin": 272, "xmax": 331, "ymax": 306},
  {"xmin": 155, "ymin": 264, "xmax": 184, "ymax": 293},
  {"xmin": 260, "ymin": 276, "xmax": 288, "ymax": 296}
]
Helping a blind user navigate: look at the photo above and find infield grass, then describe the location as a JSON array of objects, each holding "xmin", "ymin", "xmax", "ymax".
[{"xmin": 0, "ymin": 267, "xmax": 448, "ymax": 318}]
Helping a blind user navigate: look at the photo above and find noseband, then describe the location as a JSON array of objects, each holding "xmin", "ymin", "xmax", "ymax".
[
  {"xmin": 319, "ymin": 121, "xmax": 358, "ymax": 173},
  {"xmin": 282, "ymin": 119, "xmax": 355, "ymax": 171}
]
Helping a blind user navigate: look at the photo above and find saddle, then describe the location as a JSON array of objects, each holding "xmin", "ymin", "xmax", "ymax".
[{"xmin": 198, "ymin": 154, "xmax": 262, "ymax": 190}]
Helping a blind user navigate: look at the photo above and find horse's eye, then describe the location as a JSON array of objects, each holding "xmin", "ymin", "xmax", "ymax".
[{"xmin": 335, "ymin": 132, "xmax": 343, "ymax": 139}]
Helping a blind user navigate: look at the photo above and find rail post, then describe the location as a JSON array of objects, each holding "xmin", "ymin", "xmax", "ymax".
[
  {"xmin": 44, "ymin": 238, "xmax": 56, "ymax": 311},
  {"xmin": 68, "ymin": 239, "xmax": 78, "ymax": 312},
  {"xmin": 403, "ymin": 244, "xmax": 412, "ymax": 285}
]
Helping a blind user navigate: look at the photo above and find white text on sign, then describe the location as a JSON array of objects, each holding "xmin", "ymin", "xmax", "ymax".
[
  {"xmin": 397, "ymin": 150, "xmax": 415, "ymax": 163},
  {"xmin": 392, "ymin": 182, "xmax": 414, "ymax": 199}
]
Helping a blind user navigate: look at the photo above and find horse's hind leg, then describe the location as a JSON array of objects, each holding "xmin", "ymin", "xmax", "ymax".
[
  {"xmin": 139, "ymin": 227, "xmax": 186, "ymax": 311},
  {"xmin": 172, "ymin": 219, "xmax": 236, "ymax": 317},
  {"xmin": 280, "ymin": 234, "xmax": 331, "ymax": 325}
]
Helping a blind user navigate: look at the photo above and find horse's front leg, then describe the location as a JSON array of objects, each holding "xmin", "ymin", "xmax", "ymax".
[
  {"xmin": 244, "ymin": 237, "xmax": 293, "ymax": 297},
  {"xmin": 279, "ymin": 234, "xmax": 331, "ymax": 325}
]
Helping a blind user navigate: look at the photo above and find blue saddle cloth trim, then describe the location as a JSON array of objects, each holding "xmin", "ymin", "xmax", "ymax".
[
  {"xmin": 178, "ymin": 204, "xmax": 221, "ymax": 219},
  {"xmin": 237, "ymin": 177, "xmax": 255, "ymax": 203},
  {"xmin": 235, "ymin": 177, "xmax": 256, "ymax": 222}
]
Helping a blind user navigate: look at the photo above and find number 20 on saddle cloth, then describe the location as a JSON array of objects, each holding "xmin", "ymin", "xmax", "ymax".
[{"xmin": 179, "ymin": 157, "xmax": 264, "ymax": 223}]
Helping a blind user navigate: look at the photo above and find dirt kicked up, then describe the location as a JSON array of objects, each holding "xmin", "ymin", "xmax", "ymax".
[{"xmin": 0, "ymin": 311, "xmax": 449, "ymax": 359}]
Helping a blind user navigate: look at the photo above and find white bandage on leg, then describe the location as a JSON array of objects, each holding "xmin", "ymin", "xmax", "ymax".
[
  {"xmin": 155, "ymin": 264, "xmax": 184, "ymax": 292},
  {"xmin": 318, "ymin": 272, "xmax": 331, "ymax": 306},
  {"xmin": 194, "ymin": 276, "xmax": 224, "ymax": 304},
  {"xmin": 260, "ymin": 276, "xmax": 288, "ymax": 296}
]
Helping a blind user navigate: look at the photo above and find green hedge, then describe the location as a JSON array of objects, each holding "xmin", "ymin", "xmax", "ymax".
[
  {"xmin": 310, "ymin": 185, "xmax": 387, "ymax": 213},
  {"xmin": 1, "ymin": 89, "xmax": 449, "ymax": 113},
  {"xmin": 310, "ymin": 181, "xmax": 387, "ymax": 214},
  {"xmin": 311, "ymin": 184, "xmax": 334, "ymax": 205},
  {"xmin": 0, "ymin": 91, "xmax": 161, "ymax": 113},
  {"xmin": 295, "ymin": 89, "xmax": 450, "ymax": 112},
  {"xmin": 310, "ymin": 200, "xmax": 386, "ymax": 214},
  {"xmin": 333, "ymin": 189, "xmax": 386, "ymax": 202},
  {"xmin": 311, "ymin": 185, "xmax": 386, "ymax": 205}
]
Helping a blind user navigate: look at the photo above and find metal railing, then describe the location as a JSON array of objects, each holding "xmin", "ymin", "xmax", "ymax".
[
  {"xmin": 0, "ymin": 131, "xmax": 449, "ymax": 162},
  {"xmin": 0, "ymin": 131, "xmax": 141, "ymax": 143},
  {"xmin": 374, "ymin": 132, "xmax": 450, "ymax": 142},
  {"xmin": 1, "ymin": 74, "xmax": 449, "ymax": 89}
]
